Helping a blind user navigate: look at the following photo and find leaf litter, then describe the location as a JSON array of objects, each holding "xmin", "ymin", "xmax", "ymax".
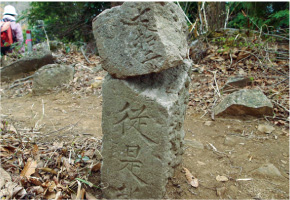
[{"xmin": 0, "ymin": 119, "xmax": 104, "ymax": 199}]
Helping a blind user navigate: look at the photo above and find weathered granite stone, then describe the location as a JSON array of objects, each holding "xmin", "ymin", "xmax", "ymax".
[
  {"xmin": 32, "ymin": 64, "xmax": 74, "ymax": 94},
  {"xmin": 214, "ymin": 89, "xmax": 273, "ymax": 116},
  {"xmin": 93, "ymin": 2, "xmax": 188, "ymax": 78},
  {"xmin": 101, "ymin": 60, "xmax": 191, "ymax": 199},
  {"xmin": 0, "ymin": 51, "xmax": 53, "ymax": 82}
]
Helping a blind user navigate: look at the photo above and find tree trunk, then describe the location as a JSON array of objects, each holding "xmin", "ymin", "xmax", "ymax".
[{"xmin": 206, "ymin": 2, "xmax": 226, "ymax": 32}]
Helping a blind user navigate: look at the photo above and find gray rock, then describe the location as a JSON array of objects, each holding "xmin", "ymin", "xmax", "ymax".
[
  {"xmin": 93, "ymin": 2, "xmax": 188, "ymax": 78},
  {"xmin": 224, "ymin": 135, "xmax": 245, "ymax": 147},
  {"xmin": 251, "ymin": 163, "xmax": 283, "ymax": 178},
  {"xmin": 32, "ymin": 42, "xmax": 50, "ymax": 52},
  {"xmin": 1, "ymin": 51, "xmax": 54, "ymax": 82},
  {"xmin": 185, "ymin": 139, "xmax": 204, "ymax": 149},
  {"xmin": 214, "ymin": 89, "xmax": 273, "ymax": 116},
  {"xmin": 222, "ymin": 76, "xmax": 252, "ymax": 92},
  {"xmin": 49, "ymin": 41, "xmax": 64, "ymax": 51},
  {"xmin": 32, "ymin": 64, "xmax": 74, "ymax": 94},
  {"xmin": 33, "ymin": 41, "xmax": 64, "ymax": 52},
  {"xmin": 257, "ymin": 124, "xmax": 275, "ymax": 134},
  {"xmin": 101, "ymin": 60, "xmax": 191, "ymax": 199}
]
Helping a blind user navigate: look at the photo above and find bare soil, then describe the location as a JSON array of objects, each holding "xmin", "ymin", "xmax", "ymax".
[{"xmin": 1, "ymin": 72, "xmax": 289, "ymax": 199}]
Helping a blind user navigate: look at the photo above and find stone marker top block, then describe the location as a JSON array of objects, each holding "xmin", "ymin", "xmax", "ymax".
[{"xmin": 93, "ymin": 2, "xmax": 188, "ymax": 78}]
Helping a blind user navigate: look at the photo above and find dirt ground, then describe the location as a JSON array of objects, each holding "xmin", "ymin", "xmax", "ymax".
[{"xmin": 1, "ymin": 70, "xmax": 289, "ymax": 199}]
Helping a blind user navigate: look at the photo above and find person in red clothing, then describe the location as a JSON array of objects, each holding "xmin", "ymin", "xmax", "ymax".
[{"xmin": 1, "ymin": 5, "xmax": 25, "ymax": 55}]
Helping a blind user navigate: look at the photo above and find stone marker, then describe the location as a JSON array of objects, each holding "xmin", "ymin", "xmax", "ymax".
[
  {"xmin": 214, "ymin": 89, "xmax": 273, "ymax": 116},
  {"xmin": 92, "ymin": 2, "xmax": 188, "ymax": 78},
  {"xmin": 101, "ymin": 60, "xmax": 191, "ymax": 198},
  {"xmin": 94, "ymin": 2, "xmax": 190, "ymax": 198},
  {"xmin": 32, "ymin": 64, "xmax": 74, "ymax": 94}
]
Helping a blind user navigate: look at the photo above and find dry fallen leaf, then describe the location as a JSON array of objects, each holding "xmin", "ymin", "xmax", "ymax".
[
  {"xmin": 28, "ymin": 177, "xmax": 43, "ymax": 186},
  {"xmin": 39, "ymin": 167, "xmax": 58, "ymax": 175},
  {"xmin": 20, "ymin": 159, "xmax": 37, "ymax": 178},
  {"xmin": 183, "ymin": 167, "xmax": 199, "ymax": 188},
  {"xmin": 43, "ymin": 181, "xmax": 57, "ymax": 192},
  {"xmin": 91, "ymin": 162, "xmax": 101, "ymax": 172},
  {"xmin": 27, "ymin": 186, "xmax": 44, "ymax": 195},
  {"xmin": 0, "ymin": 167, "xmax": 11, "ymax": 188}
]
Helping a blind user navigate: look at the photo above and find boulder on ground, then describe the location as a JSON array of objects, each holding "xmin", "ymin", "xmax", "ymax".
[
  {"xmin": 93, "ymin": 2, "xmax": 188, "ymax": 78},
  {"xmin": 214, "ymin": 89, "xmax": 273, "ymax": 116},
  {"xmin": 1, "ymin": 51, "xmax": 54, "ymax": 82},
  {"xmin": 32, "ymin": 64, "xmax": 74, "ymax": 94}
]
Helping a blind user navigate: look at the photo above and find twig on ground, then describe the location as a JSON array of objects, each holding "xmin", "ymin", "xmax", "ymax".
[
  {"xmin": 9, "ymin": 80, "xmax": 32, "ymax": 89},
  {"xmin": 81, "ymin": 45, "xmax": 92, "ymax": 64},
  {"xmin": 272, "ymin": 100, "xmax": 290, "ymax": 113},
  {"xmin": 47, "ymin": 120, "xmax": 80, "ymax": 135},
  {"xmin": 34, "ymin": 99, "xmax": 45, "ymax": 131},
  {"xmin": 212, "ymin": 71, "xmax": 221, "ymax": 97}
]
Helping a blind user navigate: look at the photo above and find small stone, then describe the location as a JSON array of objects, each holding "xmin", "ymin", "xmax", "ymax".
[
  {"xmin": 216, "ymin": 175, "xmax": 229, "ymax": 182},
  {"xmin": 204, "ymin": 121, "xmax": 213, "ymax": 126},
  {"xmin": 91, "ymin": 81, "xmax": 103, "ymax": 88},
  {"xmin": 185, "ymin": 139, "xmax": 204, "ymax": 150},
  {"xmin": 216, "ymin": 187, "xmax": 226, "ymax": 198},
  {"xmin": 85, "ymin": 87, "xmax": 93, "ymax": 94},
  {"xmin": 281, "ymin": 160, "xmax": 287, "ymax": 164},
  {"xmin": 222, "ymin": 76, "xmax": 252, "ymax": 92},
  {"xmin": 224, "ymin": 135, "xmax": 245, "ymax": 147},
  {"xmin": 251, "ymin": 163, "xmax": 283, "ymax": 178},
  {"xmin": 214, "ymin": 89, "xmax": 273, "ymax": 116},
  {"xmin": 257, "ymin": 124, "xmax": 275, "ymax": 134},
  {"xmin": 197, "ymin": 161, "xmax": 206, "ymax": 166}
]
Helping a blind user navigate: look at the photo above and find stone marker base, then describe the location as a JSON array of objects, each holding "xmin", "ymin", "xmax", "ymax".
[{"xmin": 101, "ymin": 60, "xmax": 191, "ymax": 199}]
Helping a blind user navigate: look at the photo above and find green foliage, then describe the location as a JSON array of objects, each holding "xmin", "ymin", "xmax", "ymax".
[
  {"xmin": 227, "ymin": 2, "xmax": 289, "ymax": 32},
  {"xmin": 25, "ymin": 2, "xmax": 111, "ymax": 44},
  {"xmin": 75, "ymin": 155, "xmax": 90, "ymax": 163},
  {"xmin": 265, "ymin": 9, "xmax": 289, "ymax": 28},
  {"xmin": 177, "ymin": 2, "xmax": 198, "ymax": 25}
]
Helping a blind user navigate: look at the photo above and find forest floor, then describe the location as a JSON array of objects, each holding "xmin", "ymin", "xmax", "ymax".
[{"xmin": 0, "ymin": 38, "xmax": 289, "ymax": 199}]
